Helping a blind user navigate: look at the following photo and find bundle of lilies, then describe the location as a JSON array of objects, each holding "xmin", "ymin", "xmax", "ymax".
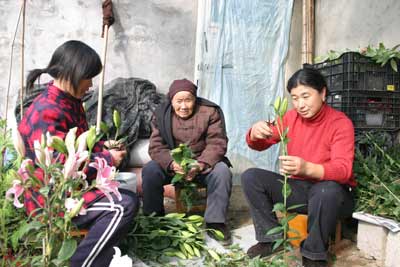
[{"xmin": 5, "ymin": 127, "xmax": 121, "ymax": 266}]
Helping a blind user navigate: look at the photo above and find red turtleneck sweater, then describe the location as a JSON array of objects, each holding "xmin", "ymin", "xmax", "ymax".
[{"xmin": 246, "ymin": 104, "xmax": 356, "ymax": 187}]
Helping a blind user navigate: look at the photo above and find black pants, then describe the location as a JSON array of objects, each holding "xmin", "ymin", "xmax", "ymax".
[
  {"xmin": 241, "ymin": 168, "xmax": 354, "ymax": 261},
  {"xmin": 142, "ymin": 160, "xmax": 232, "ymax": 223},
  {"xmin": 70, "ymin": 190, "xmax": 139, "ymax": 267}
]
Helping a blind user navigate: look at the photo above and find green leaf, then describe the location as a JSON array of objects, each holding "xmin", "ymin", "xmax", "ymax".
[
  {"xmin": 174, "ymin": 251, "xmax": 187, "ymax": 259},
  {"xmin": 272, "ymin": 203, "xmax": 285, "ymax": 212},
  {"xmin": 287, "ymin": 203, "xmax": 305, "ymax": 211},
  {"xmin": 266, "ymin": 226, "xmax": 283, "ymax": 235},
  {"xmin": 207, "ymin": 249, "xmax": 221, "ymax": 261},
  {"xmin": 171, "ymin": 173, "xmax": 184, "ymax": 184},
  {"xmin": 390, "ymin": 58, "xmax": 398, "ymax": 72},
  {"xmin": 272, "ymin": 238, "xmax": 284, "ymax": 251},
  {"xmin": 100, "ymin": 121, "xmax": 109, "ymax": 134},
  {"xmin": 50, "ymin": 136, "xmax": 68, "ymax": 154},
  {"xmin": 183, "ymin": 243, "xmax": 194, "ymax": 256},
  {"xmin": 57, "ymin": 238, "xmax": 77, "ymax": 261},
  {"xmin": 39, "ymin": 186, "xmax": 50, "ymax": 195}
]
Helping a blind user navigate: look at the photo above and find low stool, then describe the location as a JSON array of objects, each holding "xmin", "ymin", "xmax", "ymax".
[{"xmin": 287, "ymin": 214, "xmax": 342, "ymax": 252}]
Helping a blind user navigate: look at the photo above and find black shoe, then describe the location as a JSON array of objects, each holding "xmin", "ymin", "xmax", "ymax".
[
  {"xmin": 302, "ymin": 256, "xmax": 328, "ymax": 267},
  {"xmin": 206, "ymin": 223, "xmax": 232, "ymax": 246},
  {"xmin": 247, "ymin": 242, "xmax": 283, "ymax": 258}
]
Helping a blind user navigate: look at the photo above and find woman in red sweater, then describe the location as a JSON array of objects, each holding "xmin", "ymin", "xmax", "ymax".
[{"xmin": 241, "ymin": 67, "xmax": 355, "ymax": 267}]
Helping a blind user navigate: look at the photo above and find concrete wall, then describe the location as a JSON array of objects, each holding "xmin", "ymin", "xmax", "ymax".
[
  {"xmin": 286, "ymin": 0, "xmax": 400, "ymax": 79},
  {"xmin": 0, "ymin": 0, "xmax": 198, "ymax": 120}
]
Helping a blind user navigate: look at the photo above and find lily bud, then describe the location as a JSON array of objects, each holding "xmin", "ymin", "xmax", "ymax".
[
  {"xmin": 113, "ymin": 110, "xmax": 121, "ymax": 129},
  {"xmin": 87, "ymin": 126, "xmax": 97, "ymax": 151},
  {"xmin": 280, "ymin": 97, "xmax": 288, "ymax": 116},
  {"xmin": 12, "ymin": 128, "xmax": 25, "ymax": 158},
  {"xmin": 67, "ymin": 198, "xmax": 85, "ymax": 218},
  {"xmin": 65, "ymin": 127, "xmax": 77, "ymax": 155},
  {"xmin": 273, "ymin": 97, "xmax": 281, "ymax": 114}
]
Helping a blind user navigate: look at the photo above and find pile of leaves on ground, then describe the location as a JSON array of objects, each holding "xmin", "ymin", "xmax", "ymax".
[
  {"xmin": 119, "ymin": 213, "xmax": 222, "ymax": 263},
  {"xmin": 354, "ymin": 131, "xmax": 400, "ymax": 221},
  {"xmin": 119, "ymin": 213, "xmax": 288, "ymax": 266}
]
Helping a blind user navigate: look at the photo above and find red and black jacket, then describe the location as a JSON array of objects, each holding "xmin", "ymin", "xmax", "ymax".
[{"xmin": 18, "ymin": 82, "xmax": 112, "ymax": 215}]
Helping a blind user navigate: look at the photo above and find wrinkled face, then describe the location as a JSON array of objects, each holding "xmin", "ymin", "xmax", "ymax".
[
  {"xmin": 75, "ymin": 79, "xmax": 93, "ymax": 99},
  {"xmin": 171, "ymin": 91, "xmax": 196, "ymax": 119},
  {"xmin": 290, "ymin": 85, "xmax": 326, "ymax": 119}
]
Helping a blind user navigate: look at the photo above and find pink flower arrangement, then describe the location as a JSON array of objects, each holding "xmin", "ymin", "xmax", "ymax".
[{"xmin": 89, "ymin": 157, "xmax": 121, "ymax": 205}]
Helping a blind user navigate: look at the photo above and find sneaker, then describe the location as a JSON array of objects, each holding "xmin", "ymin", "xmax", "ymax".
[
  {"xmin": 206, "ymin": 223, "xmax": 232, "ymax": 246},
  {"xmin": 302, "ymin": 256, "xmax": 328, "ymax": 267}
]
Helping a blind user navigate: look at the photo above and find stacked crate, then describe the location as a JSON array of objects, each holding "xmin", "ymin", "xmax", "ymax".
[{"xmin": 313, "ymin": 52, "xmax": 400, "ymax": 132}]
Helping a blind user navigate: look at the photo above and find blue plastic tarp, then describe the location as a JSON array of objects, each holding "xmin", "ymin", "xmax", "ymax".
[{"xmin": 196, "ymin": 0, "xmax": 294, "ymax": 183}]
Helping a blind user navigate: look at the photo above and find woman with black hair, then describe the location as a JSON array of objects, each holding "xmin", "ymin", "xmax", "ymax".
[
  {"xmin": 241, "ymin": 67, "xmax": 355, "ymax": 267},
  {"xmin": 18, "ymin": 40, "xmax": 138, "ymax": 267}
]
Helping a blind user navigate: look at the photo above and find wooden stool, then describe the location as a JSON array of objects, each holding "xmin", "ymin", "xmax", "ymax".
[
  {"xmin": 70, "ymin": 229, "xmax": 89, "ymax": 238},
  {"xmin": 287, "ymin": 214, "xmax": 342, "ymax": 252},
  {"xmin": 175, "ymin": 186, "xmax": 207, "ymax": 213}
]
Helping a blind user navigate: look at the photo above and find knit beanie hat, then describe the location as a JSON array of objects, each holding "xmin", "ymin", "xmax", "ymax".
[{"xmin": 168, "ymin": 79, "xmax": 197, "ymax": 100}]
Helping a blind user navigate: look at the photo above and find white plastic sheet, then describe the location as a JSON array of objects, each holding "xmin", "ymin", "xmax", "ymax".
[{"xmin": 195, "ymin": 0, "xmax": 294, "ymax": 182}]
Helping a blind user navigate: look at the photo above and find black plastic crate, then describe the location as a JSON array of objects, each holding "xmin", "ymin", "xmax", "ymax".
[
  {"xmin": 313, "ymin": 52, "xmax": 400, "ymax": 92},
  {"xmin": 327, "ymin": 90, "xmax": 400, "ymax": 130}
]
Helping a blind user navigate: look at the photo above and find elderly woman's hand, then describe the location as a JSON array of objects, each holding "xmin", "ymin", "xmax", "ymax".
[
  {"xmin": 185, "ymin": 162, "xmax": 205, "ymax": 181},
  {"xmin": 104, "ymin": 140, "xmax": 125, "ymax": 150},
  {"xmin": 170, "ymin": 161, "xmax": 184, "ymax": 174},
  {"xmin": 250, "ymin": 121, "xmax": 273, "ymax": 141}
]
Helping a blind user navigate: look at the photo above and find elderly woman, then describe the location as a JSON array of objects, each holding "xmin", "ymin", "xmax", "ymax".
[
  {"xmin": 241, "ymin": 67, "xmax": 355, "ymax": 267},
  {"xmin": 142, "ymin": 79, "xmax": 232, "ymax": 244}
]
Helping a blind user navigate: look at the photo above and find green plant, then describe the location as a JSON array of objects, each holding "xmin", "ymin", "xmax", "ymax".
[
  {"xmin": 354, "ymin": 132, "xmax": 400, "ymax": 221},
  {"xmin": 315, "ymin": 43, "xmax": 400, "ymax": 72},
  {"xmin": 364, "ymin": 43, "xmax": 400, "ymax": 72},
  {"xmin": 170, "ymin": 144, "xmax": 200, "ymax": 211},
  {"xmin": 119, "ymin": 213, "xmax": 222, "ymax": 263},
  {"xmin": 5, "ymin": 126, "xmax": 122, "ymax": 266},
  {"xmin": 203, "ymin": 244, "xmax": 287, "ymax": 267},
  {"xmin": 0, "ymin": 119, "xmax": 30, "ymax": 266},
  {"xmin": 100, "ymin": 109, "xmax": 128, "ymax": 149},
  {"xmin": 266, "ymin": 97, "xmax": 303, "ymax": 265}
]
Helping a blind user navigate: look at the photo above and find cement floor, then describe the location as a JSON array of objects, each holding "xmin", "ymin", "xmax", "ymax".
[
  {"xmin": 225, "ymin": 185, "xmax": 382, "ymax": 267},
  {"xmin": 159, "ymin": 185, "xmax": 382, "ymax": 266}
]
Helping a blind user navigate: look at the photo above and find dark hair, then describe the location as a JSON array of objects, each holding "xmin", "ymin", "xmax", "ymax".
[
  {"xmin": 26, "ymin": 40, "xmax": 102, "ymax": 94},
  {"xmin": 287, "ymin": 65, "xmax": 328, "ymax": 94}
]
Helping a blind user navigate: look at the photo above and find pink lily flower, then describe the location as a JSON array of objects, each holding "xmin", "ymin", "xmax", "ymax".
[
  {"xmin": 65, "ymin": 198, "xmax": 87, "ymax": 216},
  {"xmin": 63, "ymin": 128, "xmax": 89, "ymax": 180},
  {"xmin": 18, "ymin": 159, "xmax": 34, "ymax": 181},
  {"xmin": 6, "ymin": 180, "xmax": 24, "ymax": 208},
  {"xmin": 63, "ymin": 151, "xmax": 89, "ymax": 180},
  {"xmin": 89, "ymin": 157, "xmax": 121, "ymax": 205}
]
